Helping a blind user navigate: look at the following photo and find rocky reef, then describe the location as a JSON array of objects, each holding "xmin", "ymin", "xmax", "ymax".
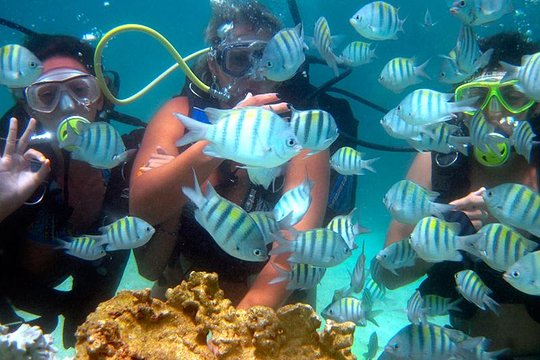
[
  {"xmin": 0, "ymin": 323, "xmax": 57, "ymax": 359},
  {"xmin": 75, "ymin": 271, "xmax": 356, "ymax": 359}
]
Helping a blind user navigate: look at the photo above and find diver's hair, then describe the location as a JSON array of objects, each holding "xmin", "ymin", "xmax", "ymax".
[
  {"xmin": 480, "ymin": 32, "xmax": 540, "ymax": 71},
  {"xmin": 23, "ymin": 34, "xmax": 96, "ymax": 75},
  {"xmin": 205, "ymin": 0, "xmax": 282, "ymax": 46}
]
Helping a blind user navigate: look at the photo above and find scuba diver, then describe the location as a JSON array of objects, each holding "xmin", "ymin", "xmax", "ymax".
[
  {"xmin": 0, "ymin": 23, "xmax": 146, "ymax": 347},
  {"xmin": 128, "ymin": 0, "xmax": 362, "ymax": 309},
  {"xmin": 378, "ymin": 32, "xmax": 540, "ymax": 358}
]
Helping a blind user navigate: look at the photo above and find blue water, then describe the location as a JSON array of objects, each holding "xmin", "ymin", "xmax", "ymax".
[{"xmin": 1, "ymin": 0, "xmax": 540, "ymax": 358}]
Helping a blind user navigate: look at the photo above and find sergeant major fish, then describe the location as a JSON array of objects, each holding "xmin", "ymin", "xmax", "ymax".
[
  {"xmin": 175, "ymin": 107, "xmax": 302, "ymax": 168},
  {"xmin": 339, "ymin": 41, "xmax": 376, "ymax": 67},
  {"xmin": 290, "ymin": 109, "xmax": 339, "ymax": 156},
  {"xmin": 376, "ymin": 238, "xmax": 417, "ymax": 275},
  {"xmin": 256, "ymin": 23, "xmax": 307, "ymax": 82},
  {"xmin": 449, "ymin": 0, "xmax": 514, "ymax": 26},
  {"xmin": 326, "ymin": 208, "xmax": 369, "ymax": 250},
  {"xmin": 60, "ymin": 121, "xmax": 135, "ymax": 169},
  {"xmin": 349, "ymin": 1, "xmax": 405, "ymax": 41},
  {"xmin": 182, "ymin": 170, "xmax": 267, "ymax": 262},
  {"xmin": 56, "ymin": 236, "xmax": 106, "ymax": 261},
  {"xmin": 500, "ymin": 52, "xmax": 540, "ymax": 102},
  {"xmin": 330, "ymin": 146, "xmax": 379, "ymax": 175},
  {"xmin": 378, "ymin": 57, "xmax": 430, "ymax": 93},
  {"xmin": 313, "ymin": 17, "xmax": 340, "ymax": 77},
  {"xmin": 273, "ymin": 177, "xmax": 314, "ymax": 226},
  {"xmin": 455, "ymin": 269, "xmax": 500, "ymax": 314},
  {"xmin": 0, "ymin": 44, "xmax": 43, "ymax": 88},
  {"xmin": 269, "ymin": 263, "xmax": 326, "ymax": 290},
  {"xmin": 96, "ymin": 216, "xmax": 155, "ymax": 251},
  {"xmin": 503, "ymin": 250, "xmax": 540, "ymax": 295}
]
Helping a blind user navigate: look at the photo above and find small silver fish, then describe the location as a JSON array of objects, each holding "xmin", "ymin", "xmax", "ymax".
[
  {"xmin": 269, "ymin": 263, "xmax": 326, "ymax": 290},
  {"xmin": 350, "ymin": 1, "xmax": 405, "ymax": 41},
  {"xmin": 273, "ymin": 177, "xmax": 314, "ymax": 226},
  {"xmin": 97, "ymin": 216, "xmax": 155, "ymax": 251},
  {"xmin": 314, "ymin": 17, "xmax": 340, "ymax": 77},
  {"xmin": 330, "ymin": 147, "xmax": 379, "ymax": 176},
  {"xmin": 326, "ymin": 208, "xmax": 368, "ymax": 250},
  {"xmin": 501, "ymin": 52, "xmax": 540, "ymax": 102},
  {"xmin": 455, "ymin": 269, "xmax": 499, "ymax": 313},
  {"xmin": 290, "ymin": 109, "xmax": 339, "ymax": 156},
  {"xmin": 0, "ymin": 44, "xmax": 43, "ymax": 88},
  {"xmin": 380, "ymin": 107, "xmax": 433, "ymax": 141},
  {"xmin": 450, "ymin": 0, "xmax": 514, "ymax": 26},
  {"xmin": 56, "ymin": 236, "xmax": 106, "ymax": 261},
  {"xmin": 423, "ymin": 295, "xmax": 462, "ymax": 317},
  {"xmin": 421, "ymin": 8, "xmax": 438, "ymax": 29},
  {"xmin": 379, "ymin": 57, "xmax": 431, "ymax": 93},
  {"xmin": 376, "ymin": 238, "xmax": 417, "ymax": 275},
  {"xmin": 406, "ymin": 290, "xmax": 428, "ymax": 325},
  {"xmin": 339, "ymin": 41, "xmax": 376, "ymax": 67},
  {"xmin": 322, "ymin": 294, "xmax": 379, "ymax": 327},
  {"xmin": 511, "ymin": 121, "xmax": 535, "ymax": 163},
  {"xmin": 503, "ymin": 250, "xmax": 540, "ymax": 295},
  {"xmin": 482, "ymin": 183, "xmax": 540, "ymax": 237},
  {"xmin": 364, "ymin": 331, "xmax": 379, "ymax": 360}
]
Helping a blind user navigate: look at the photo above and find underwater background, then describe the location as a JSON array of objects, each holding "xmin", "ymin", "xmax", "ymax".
[{"xmin": 1, "ymin": 0, "xmax": 540, "ymax": 358}]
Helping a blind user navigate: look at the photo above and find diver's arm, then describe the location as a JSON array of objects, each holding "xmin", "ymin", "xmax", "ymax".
[
  {"xmin": 129, "ymin": 97, "xmax": 223, "ymax": 225},
  {"xmin": 237, "ymin": 149, "xmax": 330, "ymax": 309},
  {"xmin": 378, "ymin": 152, "xmax": 433, "ymax": 289}
]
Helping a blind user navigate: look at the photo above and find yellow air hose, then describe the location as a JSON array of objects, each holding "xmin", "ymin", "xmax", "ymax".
[{"xmin": 93, "ymin": 24, "xmax": 213, "ymax": 105}]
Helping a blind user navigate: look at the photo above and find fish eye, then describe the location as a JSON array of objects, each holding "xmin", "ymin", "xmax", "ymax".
[
  {"xmin": 396, "ymin": 106, "xmax": 401, "ymax": 111},
  {"xmin": 459, "ymin": 0, "xmax": 466, "ymax": 6},
  {"xmin": 29, "ymin": 61, "xmax": 38, "ymax": 68},
  {"xmin": 391, "ymin": 343, "xmax": 399, "ymax": 350},
  {"xmin": 512, "ymin": 270, "xmax": 520, "ymax": 278},
  {"xmin": 355, "ymin": 15, "xmax": 360, "ymax": 20},
  {"xmin": 286, "ymin": 137, "xmax": 297, "ymax": 147},
  {"xmin": 266, "ymin": 61, "xmax": 273, "ymax": 68},
  {"xmin": 253, "ymin": 249, "xmax": 263, "ymax": 256}
]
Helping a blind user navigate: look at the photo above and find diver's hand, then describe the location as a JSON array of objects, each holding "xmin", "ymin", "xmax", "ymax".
[
  {"xmin": 449, "ymin": 187, "xmax": 488, "ymax": 231},
  {"xmin": 138, "ymin": 146, "xmax": 175, "ymax": 173},
  {"xmin": 0, "ymin": 117, "xmax": 50, "ymax": 221},
  {"xmin": 234, "ymin": 92, "xmax": 290, "ymax": 113}
]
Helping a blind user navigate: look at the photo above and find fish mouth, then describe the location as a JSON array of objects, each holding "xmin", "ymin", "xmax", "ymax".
[{"xmin": 449, "ymin": 7, "xmax": 458, "ymax": 14}]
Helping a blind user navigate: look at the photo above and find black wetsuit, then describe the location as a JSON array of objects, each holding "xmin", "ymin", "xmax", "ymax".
[{"xmin": 0, "ymin": 106, "xmax": 143, "ymax": 347}]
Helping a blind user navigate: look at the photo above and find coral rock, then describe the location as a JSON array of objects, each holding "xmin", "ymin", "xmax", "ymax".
[{"xmin": 75, "ymin": 271, "xmax": 356, "ymax": 359}]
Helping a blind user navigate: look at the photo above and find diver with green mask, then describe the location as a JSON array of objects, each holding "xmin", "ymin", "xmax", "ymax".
[{"xmin": 376, "ymin": 32, "xmax": 540, "ymax": 358}]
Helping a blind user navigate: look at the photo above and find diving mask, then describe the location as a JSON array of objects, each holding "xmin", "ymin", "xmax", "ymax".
[
  {"xmin": 25, "ymin": 68, "xmax": 100, "ymax": 113},
  {"xmin": 213, "ymin": 40, "xmax": 267, "ymax": 78},
  {"xmin": 455, "ymin": 72, "xmax": 535, "ymax": 115}
]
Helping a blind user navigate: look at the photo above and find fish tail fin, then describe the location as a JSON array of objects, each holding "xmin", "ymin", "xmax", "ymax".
[
  {"xmin": 415, "ymin": 58, "xmax": 431, "ymax": 80},
  {"xmin": 174, "ymin": 112, "xmax": 208, "ymax": 147},
  {"xmin": 500, "ymin": 61, "xmax": 520, "ymax": 82},
  {"xmin": 474, "ymin": 48, "xmax": 494, "ymax": 70},
  {"xmin": 362, "ymin": 157, "xmax": 379, "ymax": 173},
  {"xmin": 484, "ymin": 295, "xmax": 500, "ymax": 315},
  {"xmin": 268, "ymin": 263, "xmax": 290, "ymax": 285},
  {"xmin": 268, "ymin": 233, "xmax": 293, "ymax": 256},
  {"xmin": 430, "ymin": 202, "xmax": 456, "ymax": 219},
  {"xmin": 451, "ymin": 96, "xmax": 480, "ymax": 114},
  {"xmin": 327, "ymin": 50, "xmax": 340, "ymax": 77},
  {"xmin": 181, "ymin": 168, "xmax": 206, "ymax": 208}
]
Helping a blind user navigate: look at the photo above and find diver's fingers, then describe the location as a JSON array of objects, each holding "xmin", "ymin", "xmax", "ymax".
[
  {"xmin": 234, "ymin": 92, "xmax": 279, "ymax": 108},
  {"xmin": 450, "ymin": 190, "xmax": 486, "ymax": 210},
  {"xmin": 138, "ymin": 166, "xmax": 153, "ymax": 173},
  {"xmin": 17, "ymin": 118, "xmax": 37, "ymax": 155},
  {"xmin": 3, "ymin": 117, "xmax": 18, "ymax": 158},
  {"xmin": 148, "ymin": 154, "xmax": 175, "ymax": 161},
  {"xmin": 23, "ymin": 148, "xmax": 48, "ymax": 164},
  {"xmin": 471, "ymin": 187, "xmax": 487, "ymax": 196},
  {"xmin": 34, "ymin": 158, "xmax": 51, "ymax": 181},
  {"xmin": 262, "ymin": 102, "xmax": 290, "ymax": 114}
]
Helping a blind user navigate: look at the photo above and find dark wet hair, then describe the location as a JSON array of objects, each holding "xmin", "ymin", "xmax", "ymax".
[
  {"xmin": 23, "ymin": 33, "xmax": 96, "ymax": 75},
  {"xmin": 205, "ymin": 0, "xmax": 282, "ymax": 46},
  {"xmin": 479, "ymin": 32, "xmax": 540, "ymax": 71}
]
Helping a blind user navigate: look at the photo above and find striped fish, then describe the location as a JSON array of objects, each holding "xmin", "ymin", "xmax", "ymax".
[
  {"xmin": 364, "ymin": 276, "xmax": 387, "ymax": 302},
  {"xmin": 175, "ymin": 107, "xmax": 302, "ymax": 168},
  {"xmin": 383, "ymin": 180, "xmax": 455, "ymax": 225},
  {"xmin": 407, "ymin": 123, "xmax": 470, "ymax": 155},
  {"xmin": 56, "ymin": 236, "xmax": 106, "ymax": 261},
  {"xmin": 511, "ymin": 120, "xmax": 535, "ymax": 163},
  {"xmin": 396, "ymin": 88, "xmax": 478, "ymax": 126},
  {"xmin": 329, "ymin": 146, "xmax": 379, "ymax": 176},
  {"xmin": 349, "ymin": 1, "xmax": 405, "ymax": 41},
  {"xmin": 270, "ymin": 228, "xmax": 351, "ymax": 267},
  {"xmin": 0, "ymin": 44, "xmax": 43, "ymax": 88},
  {"xmin": 384, "ymin": 323, "xmax": 461, "ymax": 359},
  {"xmin": 450, "ymin": 0, "xmax": 514, "ymax": 26},
  {"xmin": 482, "ymin": 183, "xmax": 540, "ymax": 237},
  {"xmin": 455, "ymin": 270, "xmax": 499, "ymax": 313},
  {"xmin": 376, "ymin": 238, "xmax": 417, "ymax": 275},
  {"xmin": 467, "ymin": 110, "xmax": 509, "ymax": 155},
  {"xmin": 268, "ymin": 263, "xmax": 326, "ymax": 290},
  {"xmin": 409, "ymin": 216, "xmax": 480, "ymax": 263},
  {"xmin": 182, "ymin": 170, "xmax": 267, "ymax": 262},
  {"xmin": 438, "ymin": 50, "xmax": 471, "ymax": 84},
  {"xmin": 290, "ymin": 109, "xmax": 339, "ymax": 156},
  {"xmin": 407, "ymin": 290, "xmax": 428, "ymax": 325},
  {"xmin": 454, "ymin": 25, "xmax": 493, "ymax": 75},
  {"xmin": 503, "ymin": 250, "xmax": 540, "ymax": 295},
  {"xmin": 380, "ymin": 107, "xmax": 433, "ymax": 141},
  {"xmin": 470, "ymin": 223, "xmax": 538, "ymax": 272},
  {"xmin": 96, "ymin": 216, "xmax": 155, "ymax": 251},
  {"xmin": 501, "ymin": 52, "xmax": 540, "ymax": 102},
  {"xmin": 273, "ymin": 177, "xmax": 314, "ymax": 226},
  {"xmin": 423, "ymin": 295, "xmax": 461, "ymax": 316},
  {"xmin": 379, "ymin": 57, "xmax": 430, "ymax": 93},
  {"xmin": 326, "ymin": 208, "xmax": 368, "ymax": 250},
  {"xmin": 339, "ymin": 41, "xmax": 376, "ymax": 67},
  {"xmin": 256, "ymin": 23, "xmax": 307, "ymax": 82},
  {"xmin": 313, "ymin": 17, "xmax": 340, "ymax": 76},
  {"xmin": 249, "ymin": 211, "xmax": 291, "ymax": 245},
  {"xmin": 350, "ymin": 241, "xmax": 367, "ymax": 293},
  {"xmin": 60, "ymin": 121, "xmax": 134, "ymax": 169},
  {"xmin": 322, "ymin": 295, "xmax": 379, "ymax": 327}
]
